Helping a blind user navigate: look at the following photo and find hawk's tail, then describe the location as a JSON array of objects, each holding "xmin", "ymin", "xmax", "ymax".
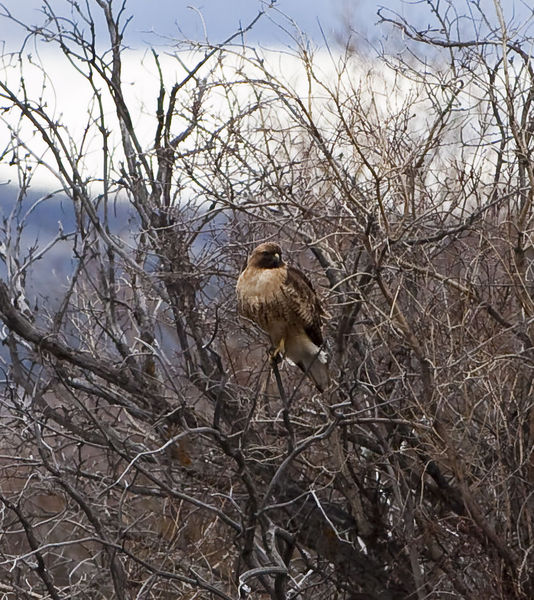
[
  {"xmin": 297, "ymin": 348, "xmax": 329, "ymax": 393},
  {"xmin": 285, "ymin": 336, "xmax": 330, "ymax": 393}
]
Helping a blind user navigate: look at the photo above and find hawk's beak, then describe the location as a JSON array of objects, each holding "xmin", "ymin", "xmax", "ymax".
[{"xmin": 274, "ymin": 252, "xmax": 281, "ymax": 265}]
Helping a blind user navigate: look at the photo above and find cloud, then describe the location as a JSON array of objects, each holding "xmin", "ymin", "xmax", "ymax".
[{"xmin": 0, "ymin": 41, "xmax": 439, "ymax": 194}]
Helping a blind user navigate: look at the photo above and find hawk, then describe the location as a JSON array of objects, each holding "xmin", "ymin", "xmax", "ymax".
[{"xmin": 236, "ymin": 242, "xmax": 329, "ymax": 392}]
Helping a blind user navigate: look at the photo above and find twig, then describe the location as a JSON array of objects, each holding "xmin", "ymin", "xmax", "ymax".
[{"xmin": 270, "ymin": 358, "xmax": 295, "ymax": 451}]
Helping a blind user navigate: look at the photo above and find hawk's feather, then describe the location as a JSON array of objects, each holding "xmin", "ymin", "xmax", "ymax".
[{"xmin": 282, "ymin": 265, "xmax": 324, "ymax": 347}]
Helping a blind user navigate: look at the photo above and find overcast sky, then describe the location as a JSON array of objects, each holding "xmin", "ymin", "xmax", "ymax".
[
  {"xmin": 3, "ymin": 1, "xmax": 533, "ymax": 53},
  {"xmin": 0, "ymin": 0, "xmax": 476, "ymax": 48},
  {"xmin": 2, "ymin": 1, "xmax": 380, "ymax": 47},
  {"xmin": 1, "ymin": 0, "xmax": 533, "ymax": 193}
]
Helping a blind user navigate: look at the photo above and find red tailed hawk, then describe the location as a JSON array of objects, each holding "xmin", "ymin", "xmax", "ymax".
[{"xmin": 236, "ymin": 242, "xmax": 329, "ymax": 392}]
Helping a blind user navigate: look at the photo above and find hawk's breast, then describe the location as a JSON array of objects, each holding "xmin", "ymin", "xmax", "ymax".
[{"xmin": 236, "ymin": 266, "xmax": 290, "ymax": 331}]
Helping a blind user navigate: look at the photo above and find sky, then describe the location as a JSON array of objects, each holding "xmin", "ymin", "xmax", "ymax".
[
  {"xmin": 3, "ymin": 1, "xmax": 532, "ymax": 56},
  {"xmin": 2, "ymin": 0, "xmax": 414, "ymax": 49},
  {"xmin": 1, "ymin": 0, "xmax": 533, "ymax": 194}
]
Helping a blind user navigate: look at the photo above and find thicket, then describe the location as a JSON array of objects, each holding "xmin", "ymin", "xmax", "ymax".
[{"xmin": 0, "ymin": 1, "xmax": 533, "ymax": 598}]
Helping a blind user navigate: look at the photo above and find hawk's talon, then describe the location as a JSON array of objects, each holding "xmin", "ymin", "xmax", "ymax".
[
  {"xmin": 270, "ymin": 338, "xmax": 285, "ymax": 362},
  {"xmin": 268, "ymin": 348, "xmax": 283, "ymax": 366}
]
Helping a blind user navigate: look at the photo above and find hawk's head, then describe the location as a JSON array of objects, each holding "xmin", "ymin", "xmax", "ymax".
[{"xmin": 248, "ymin": 242, "xmax": 283, "ymax": 270}]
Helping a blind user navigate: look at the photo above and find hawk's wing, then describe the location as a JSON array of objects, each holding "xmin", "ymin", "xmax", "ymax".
[{"xmin": 281, "ymin": 265, "xmax": 325, "ymax": 346}]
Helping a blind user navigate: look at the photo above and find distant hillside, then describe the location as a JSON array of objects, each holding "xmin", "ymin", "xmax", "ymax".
[{"xmin": 0, "ymin": 186, "xmax": 133, "ymax": 304}]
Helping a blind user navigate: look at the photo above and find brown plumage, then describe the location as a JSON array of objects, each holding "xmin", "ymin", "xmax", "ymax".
[{"xmin": 236, "ymin": 242, "xmax": 329, "ymax": 392}]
